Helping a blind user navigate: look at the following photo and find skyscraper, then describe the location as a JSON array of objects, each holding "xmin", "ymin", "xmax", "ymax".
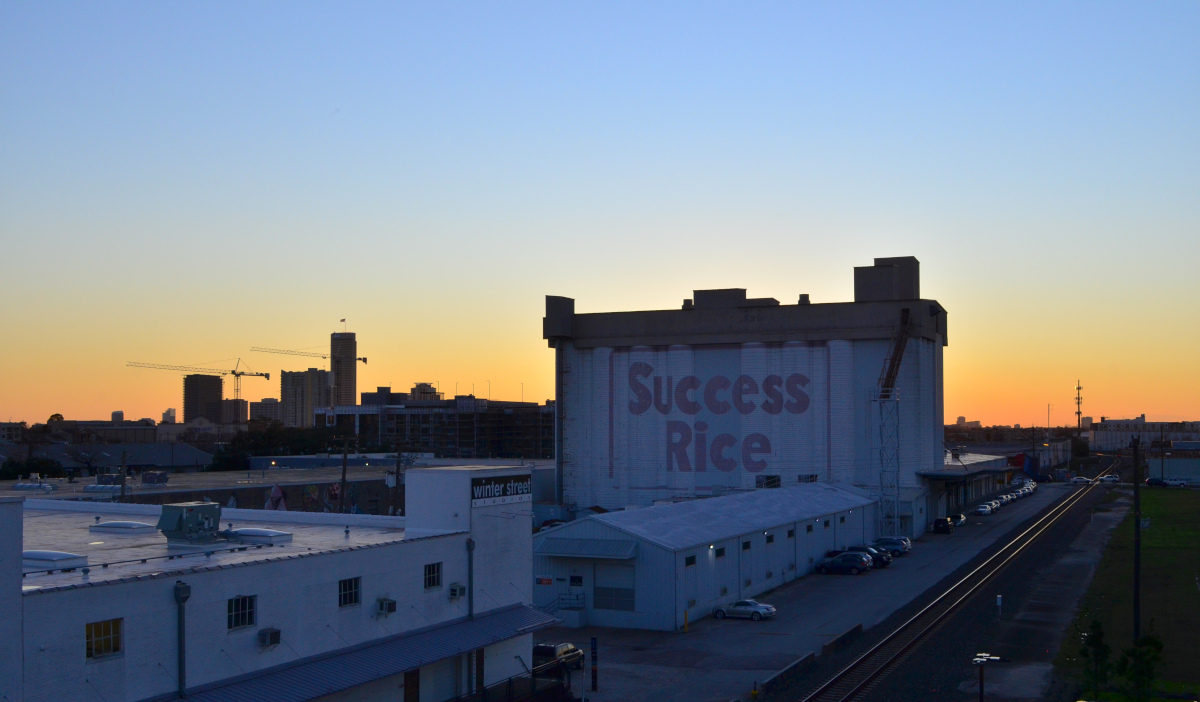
[
  {"xmin": 280, "ymin": 368, "xmax": 332, "ymax": 427},
  {"xmin": 330, "ymin": 332, "xmax": 358, "ymax": 406},
  {"xmin": 182, "ymin": 374, "xmax": 223, "ymax": 424}
]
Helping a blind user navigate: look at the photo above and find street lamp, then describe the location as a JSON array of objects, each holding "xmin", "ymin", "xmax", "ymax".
[{"xmin": 972, "ymin": 653, "xmax": 1008, "ymax": 702}]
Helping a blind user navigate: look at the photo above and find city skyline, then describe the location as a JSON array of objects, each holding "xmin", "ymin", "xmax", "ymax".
[{"xmin": 2, "ymin": 3, "xmax": 1198, "ymax": 427}]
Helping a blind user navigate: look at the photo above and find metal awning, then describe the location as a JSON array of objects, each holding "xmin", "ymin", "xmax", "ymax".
[
  {"xmin": 535, "ymin": 537, "xmax": 637, "ymax": 560},
  {"xmin": 180, "ymin": 605, "xmax": 558, "ymax": 702}
]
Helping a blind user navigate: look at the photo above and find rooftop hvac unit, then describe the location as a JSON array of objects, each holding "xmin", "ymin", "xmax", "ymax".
[
  {"xmin": 376, "ymin": 598, "xmax": 397, "ymax": 617},
  {"xmin": 448, "ymin": 584, "xmax": 467, "ymax": 599},
  {"xmin": 157, "ymin": 502, "xmax": 223, "ymax": 545},
  {"xmin": 258, "ymin": 628, "xmax": 281, "ymax": 649}
]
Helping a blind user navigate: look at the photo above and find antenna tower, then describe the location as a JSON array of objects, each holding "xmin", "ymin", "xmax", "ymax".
[{"xmin": 1075, "ymin": 380, "xmax": 1083, "ymax": 432}]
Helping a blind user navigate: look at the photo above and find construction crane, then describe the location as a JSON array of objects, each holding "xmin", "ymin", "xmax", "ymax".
[
  {"xmin": 250, "ymin": 347, "xmax": 368, "ymax": 365},
  {"xmin": 127, "ymin": 359, "xmax": 270, "ymax": 400}
]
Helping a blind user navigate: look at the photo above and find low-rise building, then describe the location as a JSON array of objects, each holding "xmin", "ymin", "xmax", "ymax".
[
  {"xmin": 532, "ymin": 482, "xmax": 874, "ymax": 631},
  {"xmin": 249, "ymin": 398, "xmax": 282, "ymax": 423},
  {"xmin": 5, "ymin": 464, "xmax": 553, "ymax": 702}
]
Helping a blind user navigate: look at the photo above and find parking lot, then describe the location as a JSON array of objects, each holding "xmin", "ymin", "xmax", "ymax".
[{"xmin": 542, "ymin": 483, "xmax": 1073, "ymax": 702}]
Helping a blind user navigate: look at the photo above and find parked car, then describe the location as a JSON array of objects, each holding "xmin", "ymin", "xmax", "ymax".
[
  {"xmin": 1164, "ymin": 477, "xmax": 1188, "ymax": 487},
  {"xmin": 713, "ymin": 599, "xmax": 777, "ymax": 621},
  {"xmin": 816, "ymin": 552, "xmax": 873, "ymax": 575},
  {"xmin": 931, "ymin": 517, "xmax": 955, "ymax": 534},
  {"xmin": 873, "ymin": 537, "xmax": 911, "ymax": 556},
  {"xmin": 533, "ymin": 642, "xmax": 585, "ymax": 670},
  {"xmin": 1070, "ymin": 476, "xmax": 1091, "ymax": 485},
  {"xmin": 1099, "ymin": 475, "xmax": 1120, "ymax": 484},
  {"xmin": 846, "ymin": 545, "xmax": 893, "ymax": 568},
  {"xmin": 1144, "ymin": 478, "xmax": 1166, "ymax": 487},
  {"xmin": 988, "ymin": 500, "xmax": 1001, "ymax": 511},
  {"xmin": 950, "ymin": 513, "xmax": 968, "ymax": 527},
  {"xmin": 972, "ymin": 504, "xmax": 993, "ymax": 516}
]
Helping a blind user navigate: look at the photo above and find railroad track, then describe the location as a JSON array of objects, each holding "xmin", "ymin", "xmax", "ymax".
[{"xmin": 794, "ymin": 463, "xmax": 1118, "ymax": 702}]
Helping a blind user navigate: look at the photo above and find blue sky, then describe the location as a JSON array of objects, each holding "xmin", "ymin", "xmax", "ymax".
[{"xmin": 2, "ymin": 2, "xmax": 1198, "ymax": 424}]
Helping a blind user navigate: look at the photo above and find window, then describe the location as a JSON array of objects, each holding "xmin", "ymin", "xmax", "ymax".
[
  {"xmin": 338, "ymin": 577, "xmax": 361, "ymax": 607},
  {"xmin": 806, "ymin": 524, "xmax": 813, "ymax": 533},
  {"xmin": 755, "ymin": 475, "xmax": 781, "ymax": 489},
  {"xmin": 569, "ymin": 575, "xmax": 583, "ymax": 587},
  {"xmin": 715, "ymin": 547, "xmax": 726, "ymax": 559},
  {"xmin": 823, "ymin": 520, "xmax": 830, "ymax": 529},
  {"xmin": 86, "ymin": 618, "xmax": 122, "ymax": 659},
  {"xmin": 742, "ymin": 540, "xmax": 751, "ymax": 551},
  {"xmin": 840, "ymin": 516, "xmax": 846, "ymax": 524},
  {"xmin": 765, "ymin": 534, "xmax": 775, "ymax": 544},
  {"xmin": 424, "ymin": 562, "xmax": 442, "ymax": 589},
  {"xmin": 685, "ymin": 555, "xmax": 696, "ymax": 567},
  {"xmin": 227, "ymin": 596, "xmax": 256, "ymax": 630},
  {"xmin": 787, "ymin": 529, "xmax": 795, "ymax": 538}
]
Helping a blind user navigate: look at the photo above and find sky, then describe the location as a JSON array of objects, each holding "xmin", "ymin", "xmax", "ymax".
[{"xmin": 2, "ymin": 2, "xmax": 1198, "ymax": 427}]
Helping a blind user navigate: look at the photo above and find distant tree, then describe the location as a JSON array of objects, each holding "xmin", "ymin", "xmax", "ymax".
[
  {"xmin": 1079, "ymin": 619, "xmax": 1111, "ymax": 701},
  {"xmin": 1, "ymin": 457, "xmax": 65, "ymax": 481},
  {"xmin": 47, "ymin": 413, "xmax": 64, "ymax": 422},
  {"xmin": 1115, "ymin": 625, "xmax": 1164, "ymax": 701},
  {"xmin": 209, "ymin": 424, "xmax": 342, "ymax": 471}
]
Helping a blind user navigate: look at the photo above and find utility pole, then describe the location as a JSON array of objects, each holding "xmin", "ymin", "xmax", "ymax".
[
  {"xmin": 337, "ymin": 438, "xmax": 350, "ymax": 514},
  {"xmin": 1131, "ymin": 435, "xmax": 1141, "ymax": 641},
  {"xmin": 1075, "ymin": 380, "xmax": 1083, "ymax": 433}
]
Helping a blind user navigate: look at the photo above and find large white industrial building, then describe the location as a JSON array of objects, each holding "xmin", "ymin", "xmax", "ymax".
[
  {"xmin": 532, "ymin": 482, "xmax": 875, "ymax": 631},
  {"xmin": 543, "ymin": 256, "xmax": 948, "ymax": 538},
  {"xmin": 1, "ymin": 465, "xmax": 556, "ymax": 702}
]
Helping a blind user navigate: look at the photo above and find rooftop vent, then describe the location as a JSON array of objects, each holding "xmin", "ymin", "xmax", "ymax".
[
  {"xmin": 23, "ymin": 550, "xmax": 88, "ymax": 571},
  {"xmin": 157, "ymin": 502, "xmax": 224, "ymax": 546},
  {"xmin": 90, "ymin": 521, "xmax": 156, "ymax": 534}
]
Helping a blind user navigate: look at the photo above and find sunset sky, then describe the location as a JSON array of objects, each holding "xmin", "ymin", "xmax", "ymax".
[{"xmin": 2, "ymin": 2, "xmax": 1197, "ymax": 427}]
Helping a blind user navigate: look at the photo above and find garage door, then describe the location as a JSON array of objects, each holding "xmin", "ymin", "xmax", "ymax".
[{"xmin": 594, "ymin": 564, "xmax": 635, "ymax": 611}]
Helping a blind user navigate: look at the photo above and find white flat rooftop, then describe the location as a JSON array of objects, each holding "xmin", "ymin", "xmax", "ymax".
[{"xmin": 20, "ymin": 501, "xmax": 423, "ymax": 593}]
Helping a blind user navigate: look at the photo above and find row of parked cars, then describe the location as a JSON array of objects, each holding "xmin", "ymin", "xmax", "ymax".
[
  {"xmin": 813, "ymin": 536, "xmax": 913, "ymax": 575},
  {"xmin": 972, "ymin": 479, "xmax": 1038, "ymax": 516}
]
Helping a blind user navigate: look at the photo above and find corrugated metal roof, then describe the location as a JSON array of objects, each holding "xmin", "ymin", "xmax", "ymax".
[
  {"xmin": 185, "ymin": 605, "xmax": 557, "ymax": 702},
  {"xmin": 535, "ymin": 537, "xmax": 637, "ymax": 559},
  {"xmin": 590, "ymin": 483, "xmax": 874, "ymax": 551}
]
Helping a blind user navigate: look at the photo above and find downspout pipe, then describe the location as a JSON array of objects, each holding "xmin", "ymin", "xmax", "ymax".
[
  {"xmin": 173, "ymin": 580, "xmax": 191, "ymax": 699},
  {"xmin": 466, "ymin": 538, "xmax": 475, "ymax": 620}
]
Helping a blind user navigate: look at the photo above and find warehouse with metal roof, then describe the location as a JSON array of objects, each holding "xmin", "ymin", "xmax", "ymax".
[{"xmin": 532, "ymin": 482, "xmax": 875, "ymax": 631}]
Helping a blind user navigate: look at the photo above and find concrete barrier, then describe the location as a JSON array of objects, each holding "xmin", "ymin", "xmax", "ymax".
[
  {"xmin": 820, "ymin": 623, "xmax": 863, "ymax": 656},
  {"xmin": 760, "ymin": 652, "xmax": 816, "ymax": 696}
]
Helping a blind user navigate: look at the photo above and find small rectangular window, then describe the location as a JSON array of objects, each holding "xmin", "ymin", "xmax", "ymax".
[
  {"xmin": 806, "ymin": 524, "xmax": 813, "ymax": 533},
  {"xmin": 569, "ymin": 575, "xmax": 583, "ymax": 587},
  {"xmin": 86, "ymin": 618, "xmax": 123, "ymax": 659},
  {"xmin": 424, "ymin": 562, "xmax": 442, "ymax": 589},
  {"xmin": 840, "ymin": 515, "xmax": 846, "ymax": 524},
  {"xmin": 765, "ymin": 534, "xmax": 775, "ymax": 544},
  {"xmin": 685, "ymin": 555, "xmax": 696, "ymax": 567},
  {"xmin": 715, "ymin": 547, "xmax": 726, "ymax": 559},
  {"xmin": 787, "ymin": 529, "xmax": 795, "ymax": 538},
  {"xmin": 227, "ymin": 596, "xmax": 256, "ymax": 630},
  {"xmin": 338, "ymin": 577, "xmax": 361, "ymax": 607},
  {"xmin": 824, "ymin": 520, "xmax": 830, "ymax": 529},
  {"xmin": 742, "ymin": 540, "xmax": 751, "ymax": 551}
]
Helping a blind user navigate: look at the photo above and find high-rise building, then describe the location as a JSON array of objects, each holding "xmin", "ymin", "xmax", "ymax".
[
  {"xmin": 161, "ymin": 408, "xmax": 177, "ymax": 424},
  {"xmin": 219, "ymin": 399, "xmax": 249, "ymax": 424},
  {"xmin": 111, "ymin": 411, "xmax": 124, "ymax": 423},
  {"xmin": 280, "ymin": 368, "xmax": 332, "ymax": 427},
  {"xmin": 182, "ymin": 374, "xmax": 223, "ymax": 424},
  {"xmin": 249, "ymin": 398, "xmax": 283, "ymax": 423},
  {"xmin": 330, "ymin": 332, "xmax": 358, "ymax": 406}
]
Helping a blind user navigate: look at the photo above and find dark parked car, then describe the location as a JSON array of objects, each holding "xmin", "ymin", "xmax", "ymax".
[
  {"xmin": 931, "ymin": 517, "xmax": 955, "ymax": 534},
  {"xmin": 873, "ymin": 537, "xmax": 911, "ymax": 556},
  {"xmin": 1144, "ymin": 478, "xmax": 1166, "ymax": 487},
  {"xmin": 846, "ymin": 545, "xmax": 892, "ymax": 568},
  {"xmin": 816, "ymin": 552, "xmax": 873, "ymax": 575},
  {"xmin": 950, "ymin": 513, "xmax": 967, "ymax": 527},
  {"xmin": 533, "ymin": 642, "xmax": 584, "ymax": 670}
]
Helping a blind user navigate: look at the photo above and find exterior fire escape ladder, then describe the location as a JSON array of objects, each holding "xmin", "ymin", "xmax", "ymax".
[{"xmin": 875, "ymin": 307, "xmax": 912, "ymax": 537}]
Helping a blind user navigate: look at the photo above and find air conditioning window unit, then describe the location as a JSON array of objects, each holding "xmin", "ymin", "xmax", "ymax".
[
  {"xmin": 377, "ymin": 598, "xmax": 397, "ymax": 617},
  {"xmin": 448, "ymin": 583, "xmax": 467, "ymax": 599},
  {"xmin": 258, "ymin": 627, "xmax": 281, "ymax": 649}
]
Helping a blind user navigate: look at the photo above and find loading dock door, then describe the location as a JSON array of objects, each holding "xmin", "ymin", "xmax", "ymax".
[
  {"xmin": 404, "ymin": 670, "xmax": 419, "ymax": 702},
  {"xmin": 594, "ymin": 564, "xmax": 635, "ymax": 611}
]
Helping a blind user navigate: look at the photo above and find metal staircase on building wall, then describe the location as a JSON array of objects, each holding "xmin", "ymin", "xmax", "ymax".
[
  {"xmin": 875, "ymin": 308, "xmax": 912, "ymax": 538},
  {"xmin": 538, "ymin": 593, "xmax": 584, "ymax": 615}
]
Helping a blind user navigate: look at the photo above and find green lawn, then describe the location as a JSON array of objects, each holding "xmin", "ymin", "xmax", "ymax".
[{"xmin": 1058, "ymin": 488, "xmax": 1200, "ymax": 699}]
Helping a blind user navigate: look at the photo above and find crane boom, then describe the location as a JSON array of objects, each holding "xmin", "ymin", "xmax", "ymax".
[
  {"xmin": 128, "ymin": 360, "xmax": 269, "ymax": 401},
  {"xmin": 252, "ymin": 346, "xmax": 367, "ymax": 364}
]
